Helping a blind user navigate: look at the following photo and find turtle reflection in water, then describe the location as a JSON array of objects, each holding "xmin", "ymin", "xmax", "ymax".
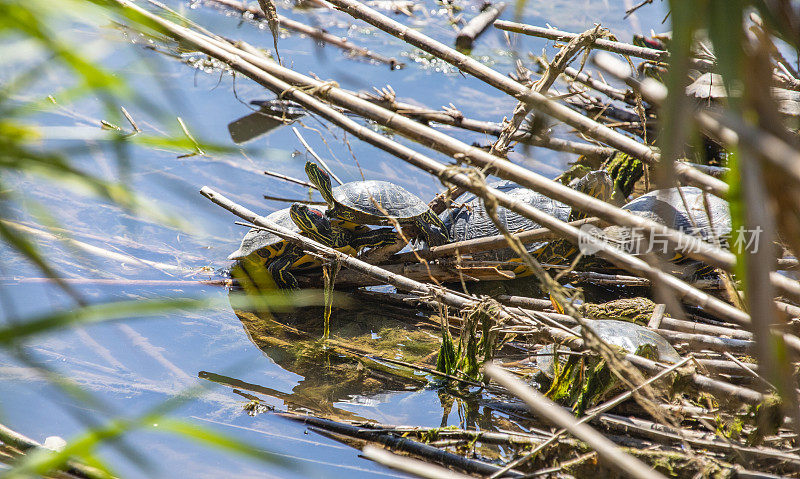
[
  {"xmin": 228, "ymin": 297, "xmax": 442, "ymax": 421},
  {"xmin": 537, "ymin": 320, "xmax": 680, "ymax": 415}
]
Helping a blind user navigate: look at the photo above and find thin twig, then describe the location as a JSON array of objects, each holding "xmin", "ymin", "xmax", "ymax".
[{"xmin": 292, "ymin": 126, "xmax": 343, "ymax": 185}]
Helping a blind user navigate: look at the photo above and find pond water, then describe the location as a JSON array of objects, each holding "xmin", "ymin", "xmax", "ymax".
[{"xmin": 0, "ymin": 0, "xmax": 669, "ymax": 476}]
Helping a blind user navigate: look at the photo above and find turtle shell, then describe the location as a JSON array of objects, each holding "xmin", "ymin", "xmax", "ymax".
[
  {"xmin": 537, "ymin": 320, "xmax": 681, "ymax": 378},
  {"xmin": 228, "ymin": 207, "xmax": 312, "ymax": 260},
  {"xmin": 613, "ymin": 186, "xmax": 731, "ymax": 243},
  {"xmin": 332, "ymin": 180, "xmax": 429, "ymax": 221},
  {"xmin": 440, "ymin": 180, "xmax": 572, "ymax": 261}
]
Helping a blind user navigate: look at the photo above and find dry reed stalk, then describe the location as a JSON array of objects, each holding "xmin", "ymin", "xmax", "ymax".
[
  {"xmin": 493, "ymin": 21, "xmax": 714, "ymax": 71},
  {"xmin": 490, "ymin": 25, "xmax": 606, "ymax": 157}
]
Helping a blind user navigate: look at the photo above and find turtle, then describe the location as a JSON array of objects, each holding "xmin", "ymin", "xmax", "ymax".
[
  {"xmin": 304, "ymin": 161, "xmax": 450, "ymax": 246},
  {"xmin": 229, "ymin": 204, "xmax": 397, "ymax": 291},
  {"xmin": 438, "ymin": 170, "xmax": 615, "ymax": 275},
  {"xmin": 536, "ymin": 319, "xmax": 681, "ymax": 379},
  {"xmin": 597, "ymin": 186, "xmax": 731, "ymax": 276},
  {"xmin": 536, "ymin": 319, "xmax": 680, "ymax": 414}
]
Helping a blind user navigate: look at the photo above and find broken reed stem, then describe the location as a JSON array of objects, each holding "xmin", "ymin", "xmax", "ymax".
[
  {"xmin": 493, "ymin": 21, "xmax": 713, "ymax": 72},
  {"xmin": 291, "ymin": 126, "xmax": 343, "ymax": 185},
  {"xmin": 491, "ymin": 24, "xmax": 606, "ymax": 157},
  {"xmin": 455, "ymin": 2, "xmax": 506, "ymax": 52},
  {"xmin": 263, "ymin": 169, "xmax": 317, "ymax": 189},
  {"xmin": 484, "ymin": 363, "xmax": 667, "ymax": 479}
]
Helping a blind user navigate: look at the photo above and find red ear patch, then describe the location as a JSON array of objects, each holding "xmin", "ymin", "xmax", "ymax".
[{"xmin": 309, "ymin": 209, "xmax": 323, "ymax": 218}]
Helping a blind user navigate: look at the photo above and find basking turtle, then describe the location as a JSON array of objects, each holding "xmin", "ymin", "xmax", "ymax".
[
  {"xmin": 304, "ymin": 161, "xmax": 449, "ymax": 246},
  {"xmin": 537, "ymin": 319, "xmax": 681, "ymax": 379},
  {"xmin": 229, "ymin": 204, "xmax": 397, "ymax": 291},
  {"xmin": 536, "ymin": 319, "xmax": 680, "ymax": 414},
  {"xmin": 600, "ymin": 186, "xmax": 731, "ymax": 275},
  {"xmin": 439, "ymin": 170, "xmax": 614, "ymax": 273}
]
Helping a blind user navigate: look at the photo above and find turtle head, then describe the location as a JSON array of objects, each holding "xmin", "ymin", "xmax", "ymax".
[
  {"xmin": 290, "ymin": 203, "xmax": 333, "ymax": 244},
  {"xmin": 305, "ymin": 161, "xmax": 336, "ymax": 207},
  {"xmin": 570, "ymin": 170, "xmax": 614, "ymax": 203},
  {"xmin": 568, "ymin": 170, "xmax": 614, "ymax": 221}
]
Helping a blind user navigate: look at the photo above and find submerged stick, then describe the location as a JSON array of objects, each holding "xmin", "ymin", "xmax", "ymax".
[
  {"xmin": 361, "ymin": 446, "xmax": 475, "ymax": 479},
  {"xmin": 279, "ymin": 413, "xmax": 519, "ymax": 476}
]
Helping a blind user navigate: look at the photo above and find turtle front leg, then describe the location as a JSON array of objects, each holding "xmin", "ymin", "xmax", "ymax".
[
  {"xmin": 415, "ymin": 210, "xmax": 450, "ymax": 246},
  {"xmin": 267, "ymin": 246, "xmax": 302, "ymax": 290},
  {"xmin": 350, "ymin": 226, "xmax": 399, "ymax": 250},
  {"xmin": 354, "ymin": 226, "xmax": 404, "ymax": 263}
]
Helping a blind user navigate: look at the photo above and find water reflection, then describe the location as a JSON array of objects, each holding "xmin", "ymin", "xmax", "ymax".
[{"xmin": 216, "ymin": 289, "xmax": 441, "ymax": 421}]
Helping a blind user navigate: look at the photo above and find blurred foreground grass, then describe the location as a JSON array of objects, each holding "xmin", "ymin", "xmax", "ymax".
[{"xmin": 0, "ymin": 0, "xmax": 301, "ymax": 476}]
